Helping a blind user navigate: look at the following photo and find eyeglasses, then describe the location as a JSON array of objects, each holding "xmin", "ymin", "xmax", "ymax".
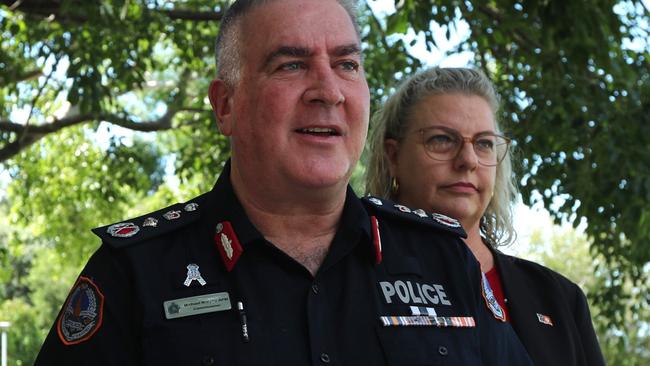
[{"xmin": 416, "ymin": 126, "xmax": 511, "ymax": 166}]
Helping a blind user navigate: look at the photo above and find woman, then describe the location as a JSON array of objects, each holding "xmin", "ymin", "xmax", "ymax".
[{"xmin": 366, "ymin": 67, "xmax": 605, "ymax": 366}]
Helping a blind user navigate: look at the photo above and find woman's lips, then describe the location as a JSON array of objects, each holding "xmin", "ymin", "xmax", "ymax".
[{"xmin": 443, "ymin": 182, "xmax": 478, "ymax": 193}]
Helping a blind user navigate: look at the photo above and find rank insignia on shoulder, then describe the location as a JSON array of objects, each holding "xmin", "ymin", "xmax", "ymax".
[
  {"xmin": 93, "ymin": 196, "xmax": 205, "ymax": 249},
  {"xmin": 57, "ymin": 276, "xmax": 105, "ymax": 345},
  {"xmin": 431, "ymin": 213, "xmax": 461, "ymax": 228},
  {"xmin": 107, "ymin": 222, "xmax": 140, "ymax": 238},
  {"xmin": 361, "ymin": 196, "xmax": 466, "ymax": 237},
  {"xmin": 481, "ymin": 273, "xmax": 506, "ymax": 322},
  {"xmin": 536, "ymin": 313, "xmax": 554, "ymax": 326}
]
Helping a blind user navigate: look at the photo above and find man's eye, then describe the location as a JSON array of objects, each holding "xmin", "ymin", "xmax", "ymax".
[
  {"xmin": 338, "ymin": 61, "xmax": 359, "ymax": 71},
  {"xmin": 279, "ymin": 62, "xmax": 304, "ymax": 71}
]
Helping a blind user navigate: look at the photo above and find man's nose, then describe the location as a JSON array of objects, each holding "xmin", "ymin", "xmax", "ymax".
[{"xmin": 302, "ymin": 64, "xmax": 345, "ymax": 106}]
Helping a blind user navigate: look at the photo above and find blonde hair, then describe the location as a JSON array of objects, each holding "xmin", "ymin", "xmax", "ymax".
[{"xmin": 366, "ymin": 67, "xmax": 518, "ymax": 247}]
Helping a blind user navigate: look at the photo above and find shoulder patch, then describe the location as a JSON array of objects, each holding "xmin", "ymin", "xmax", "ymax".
[
  {"xmin": 57, "ymin": 276, "xmax": 104, "ymax": 345},
  {"xmin": 361, "ymin": 196, "xmax": 466, "ymax": 238},
  {"xmin": 92, "ymin": 196, "xmax": 206, "ymax": 249}
]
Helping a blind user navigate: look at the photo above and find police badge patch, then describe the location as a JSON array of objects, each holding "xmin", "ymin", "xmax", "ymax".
[
  {"xmin": 481, "ymin": 272, "xmax": 506, "ymax": 322},
  {"xmin": 57, "ymin": 276, "xmax": 105, "ymax": 345}
]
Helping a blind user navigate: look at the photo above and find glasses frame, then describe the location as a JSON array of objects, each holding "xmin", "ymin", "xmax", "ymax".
[{"xmin": 415, "ymin": 125, "xmax": 511, "ymax": 167}]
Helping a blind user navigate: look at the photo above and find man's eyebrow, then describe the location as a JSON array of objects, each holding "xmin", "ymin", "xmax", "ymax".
[
  {"xmin": 263, "ymin": 46, "xmax": 312, "ymax": 68},
  {"xmin": 332, "ymin": 44, "xmax": 362, "ymax": 58}
]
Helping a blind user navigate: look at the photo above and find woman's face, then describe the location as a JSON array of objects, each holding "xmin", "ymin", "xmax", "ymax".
[{"xmin": 385, "ymin": 93, "xmax": 497, "ymax": 230}]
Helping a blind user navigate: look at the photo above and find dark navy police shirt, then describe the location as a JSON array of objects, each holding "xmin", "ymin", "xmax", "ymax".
[{"xmin": 35, "ymin": 162, "xmax": 532, "ymax": 365}]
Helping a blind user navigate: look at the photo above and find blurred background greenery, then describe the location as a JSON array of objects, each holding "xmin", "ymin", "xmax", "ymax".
[{"xmin": 1, "ymin": 0, "xmax": 649, "ymax": 364}]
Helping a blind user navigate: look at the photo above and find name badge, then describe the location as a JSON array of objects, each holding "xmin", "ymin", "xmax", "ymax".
[{"xmin": 164, "ymin": 292, "xmax": 232, "ymax": 319}]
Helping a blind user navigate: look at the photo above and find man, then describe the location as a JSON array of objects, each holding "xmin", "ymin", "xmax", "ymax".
[{"xmin": 35, "ymin": 0, "xmax": 532, "ymax": 364}]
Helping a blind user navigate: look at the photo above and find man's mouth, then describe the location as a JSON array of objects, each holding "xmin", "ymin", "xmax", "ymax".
[{"xmin": 296, "ymin": 127, "xmax": 341, "ymax": 136}]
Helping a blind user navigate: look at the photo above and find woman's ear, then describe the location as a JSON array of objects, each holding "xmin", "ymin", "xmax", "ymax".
[{"xmin": 384, "ymin": 138, "xmax": 400, "ymax": 177}]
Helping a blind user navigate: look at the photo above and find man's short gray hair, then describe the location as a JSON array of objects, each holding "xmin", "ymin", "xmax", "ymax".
[
  {"xmin": 215, "ymin": 0, "xmax": 361, "ymax": 88},
  {"xmin": 366, "ymin": 67, "xmax": 518, "ymax": 247}
]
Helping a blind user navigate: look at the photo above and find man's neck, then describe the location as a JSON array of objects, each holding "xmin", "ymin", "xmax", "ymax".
[{"xmin": 230, "ymin": 168, "xmax": 348, "ymax": 276}]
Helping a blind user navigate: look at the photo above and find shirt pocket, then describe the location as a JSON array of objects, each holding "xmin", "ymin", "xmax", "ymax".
[
  {"xmin": 376, "ymin": 325, "xmax": 478, "ymax": 366},
  {"xmin": 142, "ymin": 311, "xmax": 271, "ymax": 365}
]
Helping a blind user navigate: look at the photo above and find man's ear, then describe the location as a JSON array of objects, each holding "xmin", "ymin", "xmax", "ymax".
[
  {"xmin": 384, "ymin": 138, "xmax": 400, "ymax": 177},
  {"xmin": 208, "ymin": 79, "xmax": 234, "ymax": 136}
]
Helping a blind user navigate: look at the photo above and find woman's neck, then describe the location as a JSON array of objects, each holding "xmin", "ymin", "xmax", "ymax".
[{"xmin": 463, "ymin": 223, "xmax": 494, "ymax": 272}]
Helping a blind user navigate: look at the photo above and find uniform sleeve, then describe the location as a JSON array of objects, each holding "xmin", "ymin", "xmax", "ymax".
[
  {"xmin": 572, "ymin": 284, "xmax": 606, "ymax": 366},
  {"xmin": 34, "ymin": 244, "xmax": 140, "ymax": 366}
]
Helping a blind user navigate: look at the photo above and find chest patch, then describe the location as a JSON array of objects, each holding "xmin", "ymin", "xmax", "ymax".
[
  {"xmin": 481, "ymin": 272, "xmax": 506, "ymax": 322},
  {"xmin": 379, "ymin": 280, "xmax": 452, "ymax": 306},
  {"xmin": 57, "ymin": 276, "xmax": 105, "ymax": 345}
]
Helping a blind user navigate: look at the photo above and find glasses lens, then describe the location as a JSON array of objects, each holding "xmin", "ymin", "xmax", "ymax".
[
  {"xmin": 421, "ymin": 128, "xmax": 460, "ymax": 161},
  {"xmin": 474, "ymin": 134, "xmax": 509, "ymax": 166}
]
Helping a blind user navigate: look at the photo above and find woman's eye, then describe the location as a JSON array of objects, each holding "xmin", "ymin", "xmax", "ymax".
[
  {"xmin": 427, "ymin": 134, "xmax": 456, "ymax": 147},
  {"xmin": 475, "ymin": 138, "xmax": 495, "ymax": 151}
]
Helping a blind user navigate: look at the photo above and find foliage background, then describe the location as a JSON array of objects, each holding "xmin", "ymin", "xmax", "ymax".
[{"xmin": 1, "ymin": 0, "xmax": 649, "ymax": 364}]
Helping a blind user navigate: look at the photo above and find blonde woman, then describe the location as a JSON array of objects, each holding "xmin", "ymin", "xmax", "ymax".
[{"xmin": 366, "ymin": 67, "xmax": 605, "ymax": 366}]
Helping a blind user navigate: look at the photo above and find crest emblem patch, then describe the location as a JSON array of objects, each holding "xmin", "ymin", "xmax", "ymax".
[
  {"xmin": 57, "ymin": 276, "xmax": 105, "ymax": 345},
  {"xmin": 106, "ymin": 222, "xmax": 140, "ymax": 238},
  {"xmin": 481, "ymin": 273, "xmax": 506, "ymax": 322}
]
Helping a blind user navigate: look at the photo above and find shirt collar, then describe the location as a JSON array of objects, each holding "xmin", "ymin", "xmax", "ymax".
[{"xmin": 201, "ymin": 159, "xmax": 380, "ymax": 271}]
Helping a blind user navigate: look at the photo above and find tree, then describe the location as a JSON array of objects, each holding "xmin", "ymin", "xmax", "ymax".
[
  {"xmin": 1, "ymin": 0, "xmax": 649, "ymax": 363},
  {"xmin": 514, "ymin": 211, "xmax": 650, "ymax": 365}
]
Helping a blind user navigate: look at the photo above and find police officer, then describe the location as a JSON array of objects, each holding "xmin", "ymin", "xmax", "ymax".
[{"xmin": 34, "ymin": 0, "xmax": 532, "ymax": 364}]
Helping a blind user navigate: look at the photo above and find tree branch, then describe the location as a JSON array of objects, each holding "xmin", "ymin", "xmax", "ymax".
[
  {"xmin": 2, "ymin": 1, "xmax": 223, "ymax": 23},
  {"xmin": 0, "ymin": 109, "xmax": 178, "ymax": 162},
  {"xmin": 160, "ymin": 9, "xmax": 223, "ymax": 22},
  {"xmin": 476, "ymin": 4, "xmax": 541, "ymax": 51}
]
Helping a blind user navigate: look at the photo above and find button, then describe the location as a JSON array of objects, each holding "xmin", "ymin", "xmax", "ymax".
[
  {"xmin": 202, "ymin": 356, "xmax": 215, "ymax": 365},
  {"xmin": 311, "ymin": 283, "xmax": 319, "ymax": 294},
  {"xmin": 320, "ymin": 353, "xmax": 330, "ymax": 363},
  {"xmin": 438, "ymin": 346, "xmax": 448, "ymax": 356}
]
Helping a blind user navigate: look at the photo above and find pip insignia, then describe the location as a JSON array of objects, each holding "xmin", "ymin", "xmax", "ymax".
[
  {"xmin": 368, "ymin": 197, "xmax": 383, "ymax": 206},
  {"xmin": 142, "ymin": 217, "xmax": 158, "ymax": 227},
  {"xmin": 163, "ymin": 210, "xmax": 181, "ymax": 220},
  {"xmin": 413, "ymin": 209, "xmax": 428, "ymax": 218},
  {"xmin": 394, "ymin": 204, "xmax": 412, "ymax": 213},
  {"xmin": 184, "ymin": 202, "xmax": 199, "ymax": 212}
]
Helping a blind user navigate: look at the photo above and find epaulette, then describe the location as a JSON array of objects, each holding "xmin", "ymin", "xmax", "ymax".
[
  {"xmin": 91, "ymin": 195, "xmax": 206, "ymax": 249},
  {"xmin": 361, "ymin": 196, "xmax": 467, "ymax": 238}
]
